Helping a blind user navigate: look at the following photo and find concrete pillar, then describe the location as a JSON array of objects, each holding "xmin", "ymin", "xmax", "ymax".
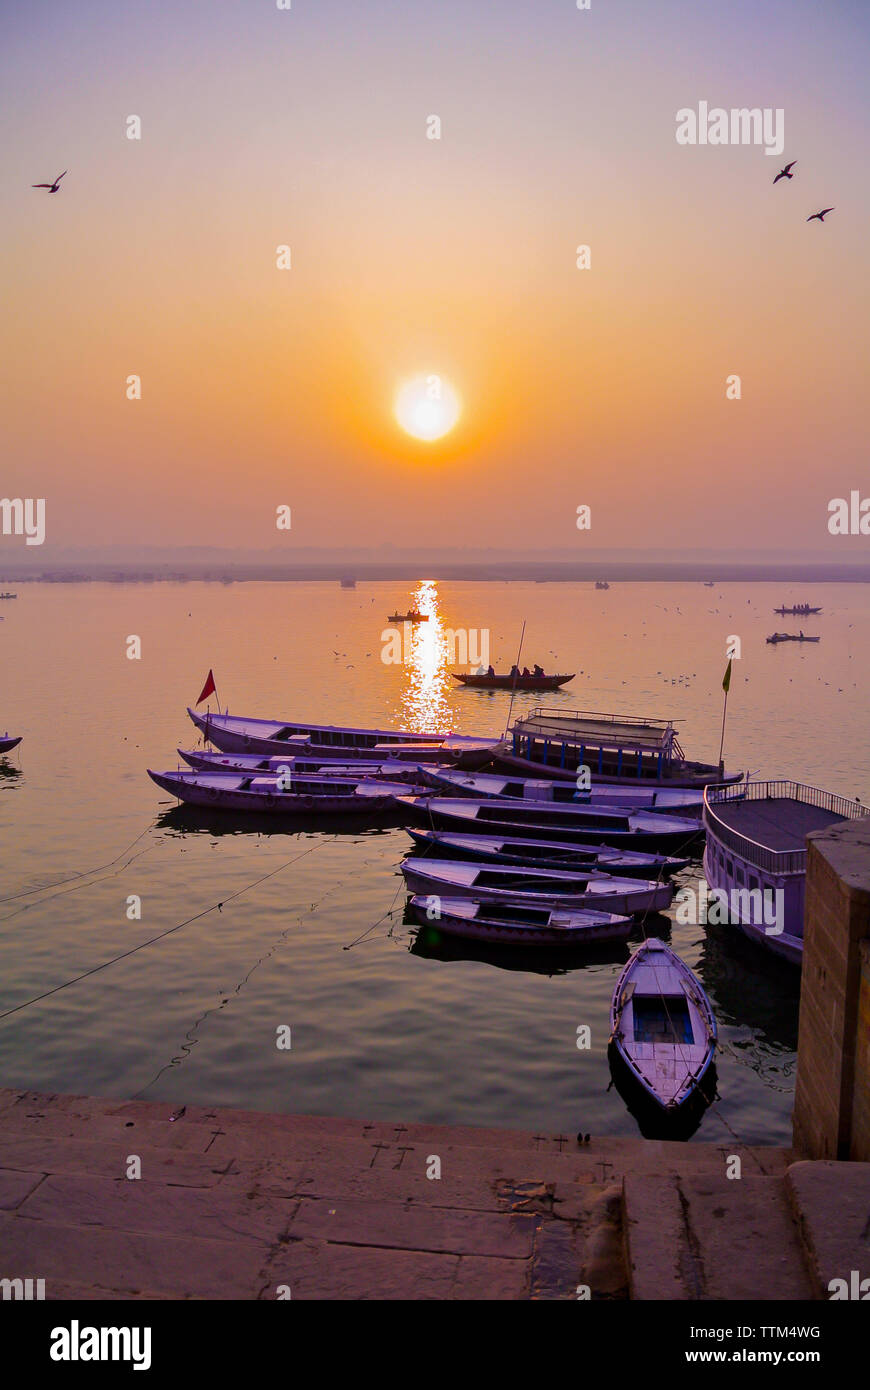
[{"xmin": 793, "ymin": 816, "xmax": 870, "ymax": 1160}]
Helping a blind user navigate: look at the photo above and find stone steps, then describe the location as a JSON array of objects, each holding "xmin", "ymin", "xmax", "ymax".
[{"xmin": 1, "ymin": 1089, "xmax": 865, "ymax": 1299}]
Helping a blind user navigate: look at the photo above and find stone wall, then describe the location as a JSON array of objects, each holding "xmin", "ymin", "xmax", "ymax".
[{"xmin": 793, "ymin": 817, "xmax": 870, "ymax": 1160}]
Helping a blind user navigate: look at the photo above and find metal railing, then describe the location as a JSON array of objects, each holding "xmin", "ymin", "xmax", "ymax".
[
  {"xmin": 519, "ymin": 707, "xmax": 677, "ymax": 730},
  {"xmin": 703, "ymin": 780, "xmax": 868, "ymax": 876}
]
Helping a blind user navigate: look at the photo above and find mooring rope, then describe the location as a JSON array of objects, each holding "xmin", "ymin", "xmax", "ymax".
[
  {"xmin": 0, "ymin": 821, "xmax": 157, "ymax": 905},
  {"xmin": 0, "ymin": 835, "xmax": 337, "ymax": 1023}
]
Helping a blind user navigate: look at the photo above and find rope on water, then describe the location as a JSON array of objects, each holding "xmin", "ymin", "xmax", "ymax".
[
  {"xmin": 133, "ymin": 843, "xmax": 392, "ymax": 1096},
  {"xmin": 0, "ymin": 836, "xmax": 337, "ymax": 1024},
  {"xmin": 0, "ymin": 821, "xmax": 157, "ymax": 905}
]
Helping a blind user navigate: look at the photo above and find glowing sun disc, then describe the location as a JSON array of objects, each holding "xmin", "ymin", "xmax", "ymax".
[{"xmin": 395, "ymin": 375, "xmax": 461, "ymax": 441}]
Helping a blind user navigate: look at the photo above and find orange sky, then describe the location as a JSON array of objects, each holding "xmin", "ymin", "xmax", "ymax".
[{"xmin": 2, "ymin": 0, "xmax": 869, "ymax": 552}]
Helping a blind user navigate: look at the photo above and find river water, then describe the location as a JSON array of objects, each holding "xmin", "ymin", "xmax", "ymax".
[{"xmin": 1, "ymin": 578, "xmax": 866, "ymax": 1143}]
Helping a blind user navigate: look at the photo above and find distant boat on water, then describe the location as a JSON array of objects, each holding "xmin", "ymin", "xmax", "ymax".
[
  {"xmin": 340, "ymin": 577, "xmax": 356, "ymax": 589},
  {"xmin": 766, "ymin": 632, "xmax": 820, "ymax": 644},
  {"xmin": 0, "ymin": 733, "xmax": 22, "ymax": 754},
  {"xmin": 595, "ymin": 580, "xmax": 610, "ymax": 590},
  {"xmin": 774, "ymin": 604, "xmax": 821, "ymax": 615},
  {"xmin": 0, "ymin": 592, "xmax": 17, "ymax": 599},
  {"xmin": 451, "ymin": 670, "xmax": 573, "ymax": 692},
  {"xmin": 387, "ymin": 609, "xmax": 427, "ymax": 622}
]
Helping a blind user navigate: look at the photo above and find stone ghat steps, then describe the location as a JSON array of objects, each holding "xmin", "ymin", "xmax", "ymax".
[{"xmin": 1, "ymin": 1089, "xmax": 866, "ymax": 1300}]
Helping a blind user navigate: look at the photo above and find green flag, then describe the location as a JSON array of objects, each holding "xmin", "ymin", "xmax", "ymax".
[{"xmin": 722, "ymin": 658, "xmax": 732, "ymax": 693}]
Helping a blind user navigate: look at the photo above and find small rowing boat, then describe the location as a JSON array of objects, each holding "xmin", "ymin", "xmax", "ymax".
[
  {"xmin": 0, "ymin": 733, "xmax": 22, "ymax": 754},
  {"xmin": 451, "ymin": 672, "xmax": 574, "ymax": 692},
  {"xmin": 423, "ymin": 767, "xmax": 703, "ymax": 815},
  {"xmin": 396, "ymin": 796, "xmax": 702, "ymax": 852},
  {"xmin": 408, "ymin": 894, "xmax": 632, "ymax": 946},
  {"xmin": 766, "ymin": 632, "xmax": 820, "ymax": 644},
  {"xmin": 774, "ymin": 605, "xmax": 821, "ymax": 615},
  {"xmin": 148, "ymin": 768, "xmax": 413, "ymax": 813},
  {"xmin": 387, "ymin": 610, "xmax": 428, "ymax": 622},
  {"xmin": 404, "ymin": 828, "xmax": 688, "ymax": 878},
  {"xmin": 609, "ymin": 938, "xmax": 717, "ymax": 1115},
  {"xmin": 187, "ymin": 708, "xmax": 499, "ymax": 766},
  {"xmin": 177, "ymin": 747, "xmax": 439, "ymax": 784},
  {"xmin": 400, "ymin": 857, "xmax": 673, "ymax": 915}
]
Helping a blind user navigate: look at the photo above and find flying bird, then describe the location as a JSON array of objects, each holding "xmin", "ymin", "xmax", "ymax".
[
  {"xmin": 807, "ymin": 207, "xmax": 835, "ymax": 222},
  {"xmin": 32, "ymin": 170, "xmax": 67, "ymax": 193},
  {"xmin": 773, "ymin": 161, "xmax": 797, "ymax": 184}
]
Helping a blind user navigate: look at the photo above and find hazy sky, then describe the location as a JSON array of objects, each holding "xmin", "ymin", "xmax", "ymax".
[{"xmin": 2, "ymin": 1, "xmax": 868, "ymax": 552}]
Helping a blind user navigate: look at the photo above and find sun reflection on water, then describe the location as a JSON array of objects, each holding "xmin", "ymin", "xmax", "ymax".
[{"xmin": 400, "ymin": 581, "xmax": 454, "ymax": 734}]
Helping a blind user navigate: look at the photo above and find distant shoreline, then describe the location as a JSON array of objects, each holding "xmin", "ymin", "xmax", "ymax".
[{"xmin": 1, "ymin": 562, "xmax": 869, "ymax": 584}]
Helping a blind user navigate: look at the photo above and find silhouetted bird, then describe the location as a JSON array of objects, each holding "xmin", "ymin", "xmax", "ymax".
[
  {"xmin": 32, "ymin": 170, "xmax": 67, "ymax": 193},
  {"xmin": 807, "ymin": 208, "xmax": 835, "ymax": 222},
  {"xmin": 773, "ymin": 161, "xmax": 797, "ymax": 184}
]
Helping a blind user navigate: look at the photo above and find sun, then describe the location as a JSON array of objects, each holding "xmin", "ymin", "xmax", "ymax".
[{"xmin": 394, "ymin": 374, "xmax": 461, "ymax": 442}]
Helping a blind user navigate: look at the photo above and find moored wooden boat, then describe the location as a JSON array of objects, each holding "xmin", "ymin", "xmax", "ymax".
[
  {"xmin": 396, "ymin": 795, "xmax": 703, "ymax": 852},
  {"xmin": 766, "ymin": 632, "xmax": 820, "ymax": 644},
  {"xmin": 148, "ymin": 768, "xmax": 412, "ymax": 813},
  {"xmin": 400, "ymin": 857, "xmax": 673, "ymax": 915},
  {"xmin": 177, "ymin": 747, "xmax": 440, "ymax": 784},
  {"xmin": 451, "ymin": 672, "xmax": 574, "ymax": 692},
  {"xmin": 609, "ymin": 938, "xmax": 717, "ymax": 1114},
  {"xmin": 496, "ymin": 706, "xmax": 740, "ymax": 788},
  {"xmin": 187, "ymin": 708, "xmax": 498, "ymax": 767},
  {"xmin": 404, "ymin": 828, "xmax": 688, "ymax": 878},
  {"xmin": 0, "ymin": 734, "xmax": 22, "ymax": 754},
  {"xmin": 423, "ymin": 767, "xmax": 703, "ymax": 815},
  {"xmin": 409, "ymin": 894, "xmax": 632, "ymax": 946}
]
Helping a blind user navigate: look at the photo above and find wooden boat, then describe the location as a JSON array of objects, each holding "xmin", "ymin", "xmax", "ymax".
[
  {"xmin": 595, "ymin": 581, "xmax": 610, "ymax": 590},
  {"xmin": 400, "ymin": 857, "xmax": 673, "ymax": 915},
  {"xmin": 703, "ymin": 780, "xmax": 869, "ymax": 965},
  {"xmin": 451, "ymin": 671, "xmax": 574, "ymax": 692},
  {"xmin": 766, "ymin": 632, "xmax": 820, "ymax": 644},
  {"xmin": 0, "ymin": 593, "xmax": 17, "ymax": 600},
  {"xmin": 387, "ymin": 610, "xmax": 428, "ymax": 622},
  {"xmin": 496, "ymin": 706, "xmax": 740, "ymax": 788},
  {"xmin": 187, "ymin": 708, "xmax": 498, "ymax": 766},
  {"xmin": 409, "ymin": 894, "xmax": 632, "ymax": 946},
  {"xmin": 404, "ymin": 828, "xmax": 688, "ymax": 878},
  {"xmin": 177, "ymin": 747, "xmax": 439, "ymax": 784},
  {"xmin": 148, "ymin": 768, "xmax": 412, "ymax": 813},
  {"xmin": 395, "ymin": 796, "xmax": 702, "ymax": 852},
  {"xmin": 423, "ymin": 767, "xmax": 703, "ymax": 815},
  {"xmin": 774, "ymin": 605, "xmax": 821, "ymax": 615},
  {"xmin": 609, "ymin": 938, "xmax": 717, "ymax": 1113},
  {"xmin": 0, "ymin": 734, "xmax": 22, "ymax": 754}
]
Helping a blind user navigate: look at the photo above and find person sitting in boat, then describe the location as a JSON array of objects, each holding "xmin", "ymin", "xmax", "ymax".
[
  {"xmin": 486, "ymin": 664, "xmax": 495, "ymax": 677},
  {"xmin": 522, "ymin": 666, "xmax": 530, "ymax": 677},
  {"xmin": 532, "ymin": 663, "xmax": 543, "ymax": 677},
  {"xmin": 510, "ymin": 664, "xmax": 520, "ymax": 678}
]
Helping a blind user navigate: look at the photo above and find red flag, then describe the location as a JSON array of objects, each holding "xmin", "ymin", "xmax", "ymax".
[{"xmin": 196, "ymin": 669, "xmax": 217, "ymax": 706}]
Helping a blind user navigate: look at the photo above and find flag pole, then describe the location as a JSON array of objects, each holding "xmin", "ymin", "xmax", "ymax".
[{"xmin": 717, "ymin": 658, "xmax": 732, "ymax": 774}]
